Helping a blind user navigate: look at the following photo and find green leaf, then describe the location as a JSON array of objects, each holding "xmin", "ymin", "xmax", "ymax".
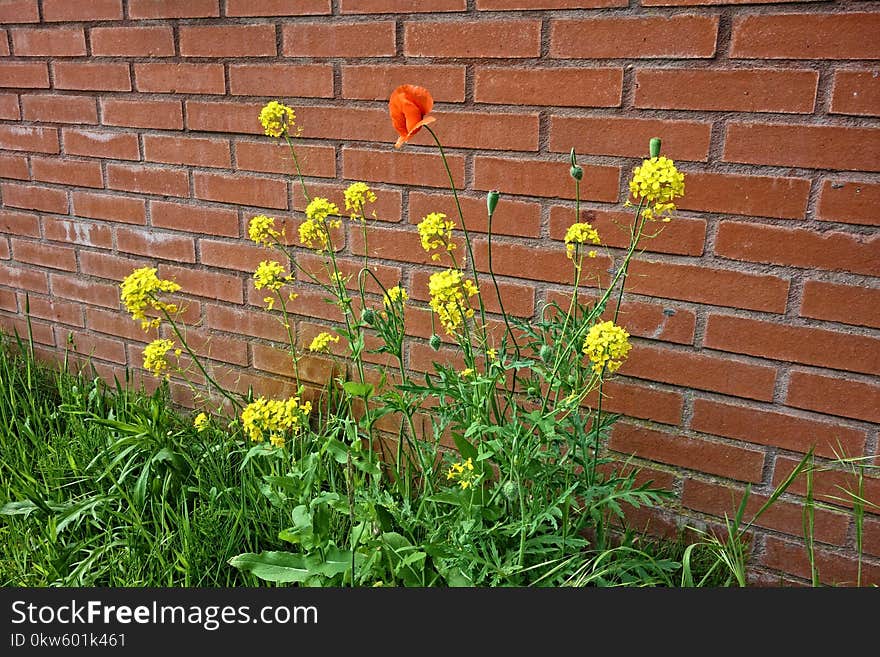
[
  {"xmin": 0, "ymin": 500, "xmax": 39, "ymax": 516},
  {"xmin": 342, "ymin": 381, "xmax": 374, "ymax": 398},
  {"xmin": 228, "ymin": 551, "xmax": 311, "ymax": 583},
  {"xmin": 325, "ymin": 438, "xmax": 350, "ymax": 464}
]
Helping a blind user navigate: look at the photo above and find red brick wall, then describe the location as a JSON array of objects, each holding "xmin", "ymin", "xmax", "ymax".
[{"xmin": 1, "ymin": 0, "xmax": 878, "ymax": 585}]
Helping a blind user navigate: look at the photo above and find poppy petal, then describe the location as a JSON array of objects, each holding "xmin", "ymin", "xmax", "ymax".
[{"xmin": 402, "ymin": 84, "xmax": 433, "ymax": 116}]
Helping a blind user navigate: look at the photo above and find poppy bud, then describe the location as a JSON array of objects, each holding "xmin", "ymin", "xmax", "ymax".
[
  {"xmin": 539, "ymin": 344, "xmax": 553, "ymax": 362},
  {"xmin": 487, "ymin": 190, "xmax": 500, "ymax": 218},
  {"xmin": 649, "ymin": 137, "xmax": 661, "ymax": 159},
  {"xmin": 570, "ymin": 165, "xmax": 583, "ymax": 181},
  {"xmin": 501, "ymin": 480, "xmax": 518, "ymax": 502},
  {"xmin": 429, "ymin": 334, "xmax": 441, "ymax": 351},
  {"xmin": 361, "ymin": 308, "xmax": 375, "ymax": 325}
]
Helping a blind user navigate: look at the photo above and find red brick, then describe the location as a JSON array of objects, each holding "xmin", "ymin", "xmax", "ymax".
[
  {"xmin": 715, "ymin": 221, "xmax": 879, "ymax": 277},
  {"xmin": 128, "ymin": 0, "xmax": 219, "ymax": 19},
  {"xmin": 17, "ymin": 294, "xmax": 83, "ymax": 327},
  {"xmin": 294, "ymin": 105, "xmax": 387, "ymax": 142},
  {"xmin": 478, "ymin": 0, "xmax": 626, "ymax": 8},
  {"xmin": 0, "ymin": 94, "xmax": 18, "ymax": 120},
  {"xmin": 683, "ymin": 479, "xmax": 849, "ymax": 545},
  {"xmin": 636, "ymin": 68, "xmax": 818, "ymax": 114},
  {"xmin": 228, "ymin": 64, "xmax": 333, "ymax": 97},
  {"xmin": 551, "ymin": 16, "xmax": 718, "ymax": 59},
  {"xmin": 387, "ymin": 109, "xmax": 540, "ymax": 152},
  {"xmin": 471, "ymin": 238, "xmax": 612, "ymax": 286},
  {"xmin": 291, "ymin": 180, "xmax": 399, "ymax": 222},
  {"xmin": 179, "ymin": 25, "xmax": 277, "ymax": 58},
  {"xmin": 0, "ymin": 0, "xmax": 39, "ymax": 23},
  {"xmin": 193, "ymin": 172, "xmax": 287, "ymax": 209},
  {"xmin": 72, "ymin": 191, "xmax": 146, "ymax": 225},
  {"xmin": 818, "ymin": 180, "xmax": 880, "ymax": 227},
  {"xmin": 158, "ymin": 264, "xmax": 242, "ymax": 304},
  {"xmin": 101, "ymin": 99, "xmax": 183, "ymax": 130},
  {"xmin": 205, "ymin": 304, "xmax": 288, "ymax": 342},
  {"xmin": 43, "ymin": 0, "xmax": 122, "ymax": 20},
  {"xmin": 349, "ymin": 225, "xmax": 441, "ymax": 267},
  {"xmin": 62, "ymin": 128, "xmax": 140, "ymax": 161},
  {"xmin": 405, "ymin": 20, "xmax": 540, "ymax": 58},
  {"xmin": 199, "ymin": 240, "xmax": 266, "ymax": 273},
  {"xmin": 474, "ymin": 156, "xmax": 620, "ymax": 202},
  {"xmin": 12, "ymin": 239, "xmax": 75, "ymax": 271},
  {"xmin": 135, "ymin": 63, "xmax": 225, "ymax": 95},
  {"xmin": 800, "ymin": 280, "xmax": 880, "ymax": 330},
  {"xmin": 684, "ymin": 172, "xmax": 810, "ymax": 220},
  {"xmin": 150, "ymin": 200, "xmax": 239, "ymax": 238},
  {"xmin": 610, "ymin": 423, "xmax": 765, "ymax": 482},
  {"xmin": 773, "ymin": 455, "xmax": 880, "ymax": 513},
  {"xmin": 763, "ymin": 537, "xmax": 879, "ymax": 587},
  {"xmin": 53, "ymin": 63, "xmax": 131, "ymax": 92},
  {"xmin": 31, "ymin": 157, "xmax": 103, "ymax": 188},
  {"xmin": 343, "ymin": 147, "xmax": 465, "ymax": 189},
  {"xmin": 144, "ymin": 134, "xmax": 231, "ymax": 169},
  {"xmin": 0, "ymin": 240, "xmax": 8, "ymax": 260},
  {"xmin": 0, "ymin": 290, "xmax": 16, "ymax": 312},
  {"xmin": 21, "ymin": 94, "xmax": 97, "ymax": 124},
  {"xmin": 90, "ymin": 26, "xmax": 175, "ymax": 57},
  {"xmin": 0, "ymin": 263, "xmax": 47, "ymax": 293},
  {"xmin": 283, "ymin": 21, "xmax": 395, "ymax": 57},
  {"xmin": 342, "ymin": 64, "xmax": 466, "ymax": 102},
  {"xmin": 583, "ymin": 379, "xmax": 684, "ymax": 426},
  {"xmin": 79, "ymin": 251, "xmax": 148, "ymax": 282},
  {"xmin": 411, "ymin": 270, "xmax": 534, "ymax": 318},
  {"xmin": 11, "ymin": 28, "xmax": 86, "ymax": 57},
  {"xmin": 0, "ymin": 154, "xmax": 28, "ymax": 180},
  {"xmin": 226, "ymin": 0, "xmax": 330, "ymax": 15},
  {"xmin": 475, "ymin": 66, "xmax": 623, "ymax": 108},
  {"xmin": 234, "ymin": 141, "xmax": 334, "ymax": 178},
  {"xmin": 0, "ymin": 62, "xmax": 48, "ymax": 88},
  {"xmin": 0, "ymin": 316, "xmax": 54, "ymax": 346},
  {"xmin": 0, "ymin": 125, "xmax": 58, "ymax": 153},
  {"xmin": 548, "ymin": 206, "xmax": 706, "ymax": 257},
  {"xmin": 724, "ymin": 122, "xmax": 880, "ymax": 173},
  {"xmin": 86, "ymin": 308, "xmax": 153, "ymax": 343},
  {"xmin": 704, "ymin": 314, "xmax": 880, "ymax": 377},
  {"xmin": 43, "ymin": 217, "xmax": 112, "ymax": 248},
  {"xmin": 2, "ymin": 183, "xmax": 67, "ymax": 214},
  {"xmin": 0, "ymin": 210, "xmax": 39, "ymax": 237},
  {"xmin": 0, "ymin": 30, "xmax": 7, "ymax": 56},
  {"xmin": 831, "ymin": 70, "xmax": 880, "ymax": 117},
  {"xmin": 692, "ymin": 398, "xmax": 866, "ymax": 459},
  {"xmin": 342, "ymin": 0, "xmax": 465, "ymax": 12},
  {"xmin": 621, "ymin": 343, "xmax": 777, "ymax": 401},
  {"xmin": 643, "ymin": 0, "xmax": 822, "ymax": 4},
  {"xmin": 253, "ymin": 343, "xmax": 341, "ymax": 386},
  {"xmin": 116, "ymin": 227, "xmax": 196, "ymax": 264},
  {"xmin": 185, "ymin": 101, "xmax": 263, "ymax": 134},
  {"xmin": 551, "ymin": 115, "xmax": 710, "ymax": 162},
  {"xmin": 58, "ymin": 329, "xmax": 127, "ymax": 365},
  {"xmin": 107, "ymin": 164, "xmax": 189, "ymax": 198},
  {"xmin": 51, "ymin": 274, "xmax": 120, "ymax": 309},
  {"xmin": 409, "ymin": 190, "xmax": 541, "ymax": 238},
  {"xmin": 627, "ymin": 259, "xmax": 790, "ymax": 313},
  {"xmin": 731, "ymin": 13, "xmax": 880, "ymax": 60}
]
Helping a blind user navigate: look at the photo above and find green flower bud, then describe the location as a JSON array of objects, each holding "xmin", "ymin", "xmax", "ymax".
[
  {"xmin": 429, "ymin": 334, "xmax": 441, "ymax": 351},
  {"xmin": 649, "ymin": 137, "xmax": 661, "ymax": 159},
  {"xmin": 361, "ymin": 308, "xmax": 375, "ymax": 325},
  {"xmin": 539, "ymin": 344, "xmax": 553, "ymax": 362},
  {"xmin": 501, "ymin": 480, "xmax": 518, "ymax": 502},
  {"xmin": 487, "ymin": 190, "xmax": 500, "ymax": 217},
  {"xmin": 570, "ymin": 165, "xmax": 583, "ymax": 181}
]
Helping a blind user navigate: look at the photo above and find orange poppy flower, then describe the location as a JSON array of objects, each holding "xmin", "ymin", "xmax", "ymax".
[{"xmin": 389, "ymin": 84, "xmax": 436, "ymax": 149}]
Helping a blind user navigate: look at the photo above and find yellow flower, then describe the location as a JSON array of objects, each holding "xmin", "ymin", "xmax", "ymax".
[
  {"xmin": 300, "ymin": 198, "xmax": 341, "ymax": 252},
  {"xmin": 428, "ymin": 269, "xmax": 479, "ymax": 334},
  {"xmin": 487, "ymin": 348, "xmax": 497, "ymax": 361},
  {"xmin": 582, "ymin": 321, "xmax": 631, "ymax": 375},
  {"xmin": 383, "ymin": 285, "xmax": 408, "ymax": 309},
  {"xmin": 120, "ymin": 267, "xmax": 181, "ymax": 331},
  {"xmin": 308, "ymin": 331, "xmax": 340, "ymax": 353},
  {"xmin": 248, "ymin": 214, "xmax": 282, "ymax": 247},
  {"xmin": 628, "ymin": 156, "xmax": 685, "ymax": 222},
  {"xmin": 240, "ymin": 396, "xmax": 312, "ymax": 447},
  {"xmin": 564, "ymin": 222, "xmax": 601, "ymax": 259},
  {"xmin": 143, "ymin": 338, "xmax": 176, "ymax": 378},
  {"xmin": 344, "ymin": 182, "xmax": 377, "ymax": 220},
  {"xmin": 194, "ymin": 412, "xmax": 209, "ymax": 432},
  {"xmin": 258, "ymin": 101, "xmax": 295, "ymax": 138},
  {"xmin": 460, "ymin": 368, "xmax": 474, "ymax": 378},
  {"xmin": 298, "ymin": 218, "xmax": 328, "ymax": 252},
  {"xmin": 417, "ymin": 212, "xmax": 456, "ymax": 262},
  {"xmin": 253, "ymin": 260, "xmax": 292, "ymax": 293},
  {"xmin": 446, "ymin": 457, "xmax": 477, "ymax": 490},
  {"xmin": 306, "ymin": 197, "xmax": 340, "ymax": 223}
]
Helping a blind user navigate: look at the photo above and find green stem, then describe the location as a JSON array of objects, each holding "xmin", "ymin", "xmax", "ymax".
[{"xmin": 284, "ymin": 133, "xmax": 311, "ymax": 204}]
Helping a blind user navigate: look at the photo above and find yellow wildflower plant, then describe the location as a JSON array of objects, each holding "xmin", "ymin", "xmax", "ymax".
[
  {"xmin": 564, "ymin": 222, "xmax": 601, "ymax": 260},
  {"xmin": 383, "ymin": 285, "xmax": 408, "ymax": 309},
  {"xmin": 258, "ymin": 101, "xmax": 295, "ymax": 138},
  {"xmin": 253, "ymin": 260, "xmax": 293, "ymax": 292},
  {"xmin": 308, "ymin": 331, "xmax": 340, "ymax": 353},
  {"xmin": 344, "ymin": 181, "xmax": 377, "ymax": 221},
  {"xmin": 446, "ymin": 457, "xmax": 477, "ymax": 490},
  {"xmin": 143, "ymin": 338, "xmax": 179, "ymax": 378},
  {"xmin": 417, "ymin": 212, "xmax": 456, "ymax": 262},
  {"xmin": 628, "ymin": 156, "xmax": 685, "ymax": 222},
  {"xmin": 460, "ymin": 368, "xmax": 474, "ymax": 378},
  {"xmin": 248, "ymin": 214, "xmax": 282, "ymax": 247},
  {"xmin": 120, "ymin": 267, "xmax": 181, "ymax": 331},
  {"xmin": 582, "ymin": 321, "xmax": 632, "ymax": 375},
  {"xmin": 300, "ymin": 197, "xmax": 341, "ymax": 252},
  {"xmin": 194, "ymin": 412, "xmax": 209, "ymax": 432},
  {"xmin": 240, "ymin": 396, "xmax": 312, "ymax": 448},
  {"xmin": 428, "ymin": 269, "xmax": 478, "ymax": 334}
]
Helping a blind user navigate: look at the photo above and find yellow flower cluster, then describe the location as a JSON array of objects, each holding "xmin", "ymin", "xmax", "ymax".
[
  {"xmin": 194, "ymin": 412, "xmax": 209, "ymax": 432},
  {"xmin": 120, "ymin": 267, "xmax": 181, "ymax": 330},
  {"xmin": 248, "ymin": 214, "xmax": 282, "ymax": 247},
  {"xmin": 428, "ymin": 269, "xmax": 478, "ymax": 334},
  {"xmin": 344, "ymin": 182, "xmax": 377, "ymax": 221},
  {"xmin": 417, "ymin": 212, "xmax": 456, "ymax": 262},
  {"xmin": 383, "ymin": 285, "xmax": 408, "ymax": 308},
  {"xmin": 241, "ymin": 396, "xmax": 312, "ymax": 448},
  {"xmin": 258, "ymin": 101, "xmax": 295, "ymax": 138},
  {"xmin": 564, "ymin": 222, "xmax": 601, "ymax": 260},
  {"xmin": 582, "ymin": 321, "xmax": 632, "ymax": 375},
  {"xmin": 308, "ymin": 331, "xmax": 340, "ymax": 353},
  {"xmin": 253, "ymin": 260, "xmax": 292, "ymax": 292},
  {"xmin": 299, "ymin": 197, "xmax": 341, "ymax": 252},
  {"xmin": 446, "ymin": 457, "xmax": 477, "ymax": 490},
  {"xmin": 143, "ymin": 338, "xmax": 180, "ymax": 378},
  {"xmin": 629, "ymin": 156, "xmax": 685, "ymax": 222}
]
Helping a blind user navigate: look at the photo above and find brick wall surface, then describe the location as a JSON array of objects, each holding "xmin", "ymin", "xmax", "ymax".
[{"xmin": 0, "ymin": 0, "xmax": 878, "ymax": 585}]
